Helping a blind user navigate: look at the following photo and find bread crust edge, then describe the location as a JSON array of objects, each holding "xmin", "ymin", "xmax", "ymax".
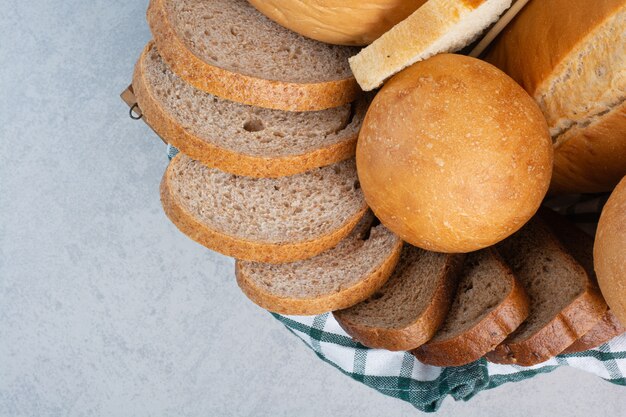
[
  {"xmin": 160, "ymin": 156, "xmax": 369, "ymax": 263},
  {"xmin": 332, "ymin": 254, "xmax": 465, "ymax": 351},
  {"xmin": 234, "ymin": 240, "xmax": 403, "ymax": 315},
  {"xmin": 147, "ymin": 0, "xmax": 360, "ymax": 111}
]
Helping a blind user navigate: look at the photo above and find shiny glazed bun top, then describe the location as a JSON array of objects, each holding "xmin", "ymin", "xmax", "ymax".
[
  {"xmin": 356, "ymin": 54, "xmax": 553, "ymax": 253},
  {"xmin": 247, "ymin": 0, "xmax": 427, "ymax": 46}
]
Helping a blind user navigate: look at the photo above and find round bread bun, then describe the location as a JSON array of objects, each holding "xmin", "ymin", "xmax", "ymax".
[
  {"xmin": 356, "ymin": 54, "xmax": 553, "ymax": 253},
  {"xmin": 247, "ymin": 0, "xmax": 427, "ymax": 46},
  {"xmin": 594, "ymin": 176, "xmax": 626, "ymax": 327}
]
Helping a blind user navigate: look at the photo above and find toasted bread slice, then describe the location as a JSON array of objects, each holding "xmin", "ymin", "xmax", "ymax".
[
  {"xmin": 349, "ymin": 0, "xmax": 512, "ymax": 90},
  {"xmin": 133, "ymin": 42, "xmax": 367, "ymax": 178},
  {"xmin": 161, "ymin": 154, "xmax": 367, "ymax": 263},
  {"xmin": 487, "ymin": 217, "xmax": 607, "ymax": 365},
  {"xmin": 333, "ymin": 246, "xmax": 464, "ymax": 351},
  {"xmin": 147, "ymin": 0, "xmax": 360, "ymax": 111},
  {"xmin": 412, "ymin": 249, "xmax": 529, "ymax": 367},
  {"xmin": 235, "ymin": 214, "xmax": 403, "ymax": 315}
]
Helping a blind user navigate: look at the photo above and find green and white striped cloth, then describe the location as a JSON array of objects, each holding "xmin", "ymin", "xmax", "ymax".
[
  {"xmin": 273, "ymin": 313, "xmax": 626, "ymax": 412},
  {"xmin": 166, "ymin": 145, "xmax": 626, "ymax": 412}
]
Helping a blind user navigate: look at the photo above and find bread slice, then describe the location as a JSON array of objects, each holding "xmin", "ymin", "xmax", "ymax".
[
  {"xmin": 348, "ymin": 0, "xmax": 513, "ymax": 90},
  {"xmin": 235, "ymin": 214, "xmax": 403, "ymax": 315},
  {"xmin": 563, "ymin": 310, "xmax": 625, "ymax": 354},
  {"xmin": 133, "ymin": 42, "xmax": 367, "ymax": 178},
  {"xmin": 412, "ymin": 249, "xmax": 529, "ymax": 366},
  {"xmin": 486, "ymin": 217, "xmax": 607, "ymax": 365},
  {"xmin": 539, "ymin": 208, "xmax": 622, "ymax": 352},
  {"xmin": 485, "ymin": 0, "xmax": 626, "ymax": 193},
  {"xmin": 161, "ymin": 154, "xmax": 368, "ymax": 263},
  {"xmin": 147, "ymin": 0, "xmax": 360, "ymax": 111},
  {"xmin": 333, "ymin": 246, "xmax": 464, "ymax": 351}
]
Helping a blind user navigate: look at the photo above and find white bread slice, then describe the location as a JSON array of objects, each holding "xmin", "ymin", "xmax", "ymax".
[
  {"xmin": 333, "ymin": 246, "xmax": 465, "ymax": 351},
  {"xmin": 485, "ymin": 0, "xmax": 626, "ymax": 193},
  {"xmin": 235, "ymin": 214, "xmax": 403, "ymax": 315},
  {"xmin": 147, "ymin": 0, "xmax": 360, "ymax": 111},
  {"xmin": 539, "ymin": 208, "xmax": 624, "ymax": 352},
  {"xmin": 161, "ymin": 154, "xmax": 368, "ymax": 263},
  {"xmin": 349, "ymin": 0, "xmax": 512, "ymax": 90},
  {"xmin": 133, "ymin": 42, "xmax": 367, "ymax": 178}
]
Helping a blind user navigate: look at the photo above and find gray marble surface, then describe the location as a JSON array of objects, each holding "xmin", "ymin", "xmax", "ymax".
[{"xmin": 2, "ymin": 1, "xmax": 626, "ymax": 415}]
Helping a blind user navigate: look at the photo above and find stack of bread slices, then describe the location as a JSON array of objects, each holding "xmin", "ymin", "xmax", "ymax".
[{"xmin": 130, "ymin": 0, "xmax": 623, "ymax": 368}]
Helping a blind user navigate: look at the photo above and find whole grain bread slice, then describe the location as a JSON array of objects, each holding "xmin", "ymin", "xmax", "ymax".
[
  {"xmin": 563, "ymin": 310, "xmax": 625, "ymax": 353},
  {"xmin": 349, "ymin": 0, "xmax": 513, "ymax": 90},
  {"xmin": 235, "ymin": 213, "xmax": 403, "ymax": 315},
  {"xmin": 333, "ymin": 246, "xmax": 464, "ymax": 351},
  {"xmin": 539, "ymin": 208, "xmax": 624, "ymax": 352},
  {"xmin": 161, "ymin": 154, "xmax": 368, "ymax": 263},
  {"xmin": 147, "ymin": 0, "xmax": 360, "ymax": 111},
  {"xmin": 412, "ymin": 248, "xmax": 529, "ymax": 367},
  {"xmin": 133, "ymin": 42, "xmax": 367, "ymax": 178},
  {"xmin": 486, "ymin": 217, "xmax": 607, "ymax": 365}
]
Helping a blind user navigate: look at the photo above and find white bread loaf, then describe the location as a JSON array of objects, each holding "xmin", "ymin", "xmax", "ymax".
[{"xmin": 485, "ymin": 0, "xmax": 626, "ymax": 193}]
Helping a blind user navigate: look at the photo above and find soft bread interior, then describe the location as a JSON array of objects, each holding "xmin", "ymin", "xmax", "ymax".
[
  {"xmin": 539, "ymin": 8, "xmax": 626, "ymax": 143},
  {"xmin": 496, "ymin": 219, "xmax": 587, "ymax": 342},
  {"xmin": 166, "ymin": 155, "xmax": 365, "ymax": 244},
  {"xmin": 350, "ymin": 0, "xmax": 512, "ymax": 90},
  {"xmin": 429, "ymin": 250, "xmax": 512, "ymax": 342},
  {"xmin": 141, "ymin": 44, "xmax": 363, "ymax": 157},
  {"xmin": 163, "ymin": 0, "xmax": 357, "ymax": 83},
  {"xmin": 335, "ymin": 246, "xmax": 453, "ymax": 329},
  {"xmin": 238, "ymin": 214, "xmax": 401, "ymax": 299}
]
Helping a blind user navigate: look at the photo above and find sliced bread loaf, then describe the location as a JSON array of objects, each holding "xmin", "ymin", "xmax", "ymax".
[
  {"xmin": 133, "ymin": 42, "xmax": 367, "ymax": 178},
  {"xmin": 485, "ymin": 0, "xmax": 626, "ymax": 193},
  {"xmin": 161, "ymin": 154, "xmax": 368, "ymax": 263},
  {"xmin": 333, "ymin": 246, "xmax": 464, "ymax": 351},
  {"xmin": 348, "ymin": 0, "xmax": 513, "ymax": 90},
  {"xmin": 486, "ymin": 217, "xmax": 607, "ymax": 365},
  {"xmin": 235, "ymin": 213, "xmax": 403, "ymax": 315},
  {"xmin": 147, "ymin": 0, "xmax": 360, "ymax": 111},
  {"xmin": 412, "ymin": 249, "xmax": 529, "ymax": 367},
  {"xmin": 539, "ymin": 208, "xmax": 624, "ymax": 352}
]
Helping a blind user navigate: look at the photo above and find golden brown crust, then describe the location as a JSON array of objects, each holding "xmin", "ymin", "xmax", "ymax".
[
  {"xmin": 550, "ymin": 102, "xmax": 626, "ymax": 194},
  {"xmin": 356, "ymin": 54, "xmax": 552, "ymax": 253},
  {"xmin": 247, "ymin": 0, "xmax": 427, "ymax": 46},
  {"xmin": 234, "ymin": 240, "xmax": 403, "ymax": 315},
  {"xmin": 563, "ymin": 310, "xmax": 626, "ymax": 353},
  {"xmin": 412, "ymin": 260, "xmax": 530, "ymax": 367},
  {"xmin": 147, "ymin": 0, "xmax": 360, "ymax": 111},
  {"xmin": 594, "ymin": 176, "xmax": 626, "ymax": 326},
  {"xmin": 333, "ymin": 254, "xmax": 465, "ymax": 351},
  {"xmin": 485, "ymin": 0, "xmax": 626, "ymax": 194},
  {"xmin": 486, "ymin": 284, "xmax": 607, "ymax": 366},
  {"xmin": 160, "ymin": 157, "xmax": 369, "ymax": 264},
  {"xmin": 133, "ymin": 42, "xmax": 364, "ymax": 178},
  {"xmin": 485, "ymin": 0, "xmax": 625, "ymax": 97}
]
